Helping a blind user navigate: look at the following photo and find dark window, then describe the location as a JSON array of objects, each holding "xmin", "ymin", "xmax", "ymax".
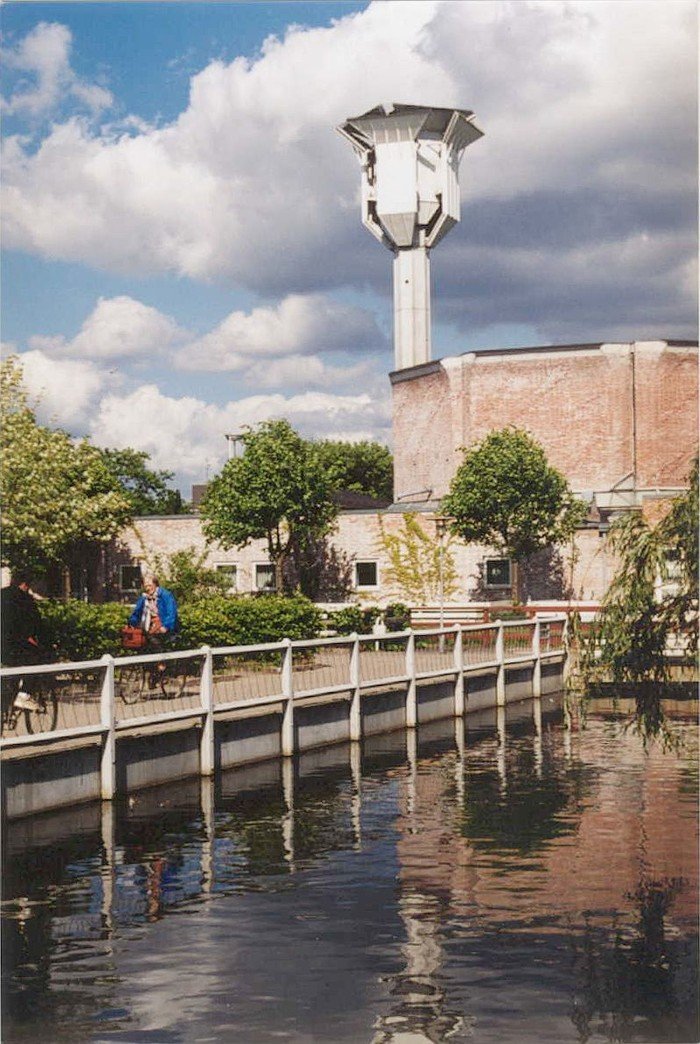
[
  {"xmin": 355, "ymin": 561, "xmax": 378, "ymax": 587},
  {"xmin": 485, "ymin": 559, "xmax": 511, "ymax": 587},
  {"xmin": 119, "ymin": 565, "xmax": 142, "ymax": 592}
]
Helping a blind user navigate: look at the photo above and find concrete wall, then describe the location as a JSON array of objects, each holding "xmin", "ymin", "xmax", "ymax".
[{"xmin": 2, "ymin": 659, "xmax": 565, "ymax": 820}]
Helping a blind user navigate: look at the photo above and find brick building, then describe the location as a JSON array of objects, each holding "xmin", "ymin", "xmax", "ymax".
[{"xmin": 102, "ymin": 338, "xmax": 697, "ymax": 612}]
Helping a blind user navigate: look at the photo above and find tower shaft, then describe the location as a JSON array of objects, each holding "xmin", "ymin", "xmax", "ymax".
[{"xmin": 393, "ymin": 247, "xmax": 431, "ymax": 370}]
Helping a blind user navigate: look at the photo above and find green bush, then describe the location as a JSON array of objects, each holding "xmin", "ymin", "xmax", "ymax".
[
  {"xmin": 326, "ymin": 605, "xmax": 381, "ymax": 636},
  {"xmin": 488, "ymin": 607, "xmax": 530, "ymax": 621},
  {"xmin": 181, "ymin": 594, "xmax": 323, "ymax": 648},
  {"xmin": 40, "ymin": 600, "xmax": 128, "ymax": 661},
  {"xmin": 38, "ymin": 593, "xmax": 323, "ymax": 661},
  {"xmin": 383, "ymin": 602, "xmax": 411, "ymax": 631}
]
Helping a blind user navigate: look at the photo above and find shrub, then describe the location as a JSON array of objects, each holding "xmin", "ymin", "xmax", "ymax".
[
  {"xmin": 326, "ymin": 605, "xmax": 381, "ymax": 636},
  {"xmin": 38, "ymin": 593, "xmax": 323, "ymax": 661},
  {"xmin": 383, "ymin": 602, "xmax": 411, "ymax": 631},
  {"xmin": 181, "ymin": 594, "xmax": 323, "ymax": 648},
  {"xmin": 488, "ymin": 607, "xmax": 530, "ymax": 621},
  {"xmin": 40, "ymin": 600, "xmax": 128, "ymax": 661}
]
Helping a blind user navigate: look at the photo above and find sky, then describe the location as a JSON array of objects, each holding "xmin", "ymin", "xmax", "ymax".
[{"xmin": 1, "ymin": 1, "xmax": 697, "ymax": 495}]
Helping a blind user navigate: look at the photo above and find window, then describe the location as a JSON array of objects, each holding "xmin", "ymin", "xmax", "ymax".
[
  {"xmin": 255, "ymin": 564, "xmax": 276, "ymax": 592},
  {"xmin": 484, "ymin": 558, "xmax": 511, "ymax": 587},
  {"xmin": 355, "ymin": 561, "xmax": 378, "ymax": 588},
  {"xmin": 215, "ymin": 564, "xmax": 238, "ymax": 593},
  {"xmin": 119, "ymin": 565, "xmax": 142, "ymax": 593}
]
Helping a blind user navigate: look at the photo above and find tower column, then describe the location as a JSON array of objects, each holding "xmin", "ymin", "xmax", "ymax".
[{"xmin": 393, "ymin": 246, "xmax": 431, "ymax": 370}]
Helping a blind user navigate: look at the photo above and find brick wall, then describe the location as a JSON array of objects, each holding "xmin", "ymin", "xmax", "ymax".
[{"xmin": 392, "ymin": 341, "xmax": 698, "ymax": 499}]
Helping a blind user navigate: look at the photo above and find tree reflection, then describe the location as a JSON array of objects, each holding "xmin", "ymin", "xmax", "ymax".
[
  {"xmin": 570, "ymin": 876, "xmax": 695, "ymax": 1043},
  {"xmin": 460, "ymin": 743, "xmax": 594, "ymax": 854}
]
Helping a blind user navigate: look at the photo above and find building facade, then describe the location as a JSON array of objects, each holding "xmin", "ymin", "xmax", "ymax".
[{"xmin": 99, "ymin": 338, "xmax": 696, "ymax": 612}]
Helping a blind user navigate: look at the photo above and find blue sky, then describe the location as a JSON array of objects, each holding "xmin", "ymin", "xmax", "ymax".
[{"xmin": 1, "ymin": 1, "xmax": 697, "ymax": 492}]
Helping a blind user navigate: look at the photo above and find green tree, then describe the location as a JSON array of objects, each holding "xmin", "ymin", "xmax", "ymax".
[
  {"xmin": 144, "ymin": 545, "xmax": 233, "ymax": 605},
  {"xmin": 577, "ymin": 459, "xmax": 698, "ymax": 739},
  {"xmin": 441, "ymin": 427, "xmax": 585, "ymax": 602},
  {"xmin": 200, "ymin": 420, "xmax": 338, "ymax": 596},
  {"xmin": 313, "ymin": 439, "xmax": 393, "ymax": 501},
  {"xmin": 378, "ymin": 513, "xmax": 458, "ymax": 604},
  {"xmin": 0, "ymin": 357, "xmax": 132, "ymax": 576},
  {"xmin": 99, "ymin": 447, "xmax": 185, "ymax": 515}
]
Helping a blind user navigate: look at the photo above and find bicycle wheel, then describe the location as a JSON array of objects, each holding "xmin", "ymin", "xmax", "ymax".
[
  {"xmin": 159, "ymin": 662, "xmax": 188, "ymax": 699},
  {"xmin": 117, "ymin": 664, "xmax": 147, "ymax": 705},
  {"xmin": 25, "ymin": 688, "xmax": 59, "ymax": 734}
]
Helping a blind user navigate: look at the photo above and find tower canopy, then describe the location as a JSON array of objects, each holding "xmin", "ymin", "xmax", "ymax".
[{"xmin": 337, "ymin": 103, "xmax": 483, "ymax": 248}]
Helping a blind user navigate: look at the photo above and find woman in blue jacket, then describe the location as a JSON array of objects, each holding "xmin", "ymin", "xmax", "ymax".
[{"xmin": 129, "ymin": 574, "xmax": 180, "ymax": 641}]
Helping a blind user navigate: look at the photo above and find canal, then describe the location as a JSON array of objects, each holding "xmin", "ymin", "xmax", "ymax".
[{"xmin": 2, "ymin": 696, "xmax": 698, "ymax": 1043}]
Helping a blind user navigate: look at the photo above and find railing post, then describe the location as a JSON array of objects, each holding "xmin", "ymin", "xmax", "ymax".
[
  {"xmin": 453, "ymin": 624, "xmax": 464, "ymax": 717},
  {"xmin": 561, "ymin": 613, "xmax": 571, "ymax": 681},
  {"xmin": 495, "ymin": 622, "xmax": 505, "ymax": 706},
  {"xmin": 281, "ymin": 639, "xmax": 294, "ymax": 756},
  {"xmin": 349, "ymin": 633, "xmax": 361, "ymax": 742},
  {"xmin": 532, "ymin": 620, "xmax": 542, "ymax": 699},
  {"xmin": 200, "ymin": 646, "xmax": 215, "ymax": 776},
  {"xmin": 406, "ymin": 631, "xmax": 417, "ymax": 728},
  {"xmin": 100, "ymin": 655, "xmax": 116, "ymax": 801}
]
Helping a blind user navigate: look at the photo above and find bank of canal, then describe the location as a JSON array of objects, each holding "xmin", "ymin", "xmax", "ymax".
[{"xmin": 2, "ymin": 695, "xmax": 698, "ymax": 1043}]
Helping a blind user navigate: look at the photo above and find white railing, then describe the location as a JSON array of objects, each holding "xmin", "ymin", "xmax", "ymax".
[{"xmin": 0, "ymin": 617, "xmax": 567, "ymax": 795}]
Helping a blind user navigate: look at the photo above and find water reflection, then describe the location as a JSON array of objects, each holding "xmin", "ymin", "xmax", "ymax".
[{"xmin": 2, "ymin": 696, "xmax": 698, "ymax": 1043}]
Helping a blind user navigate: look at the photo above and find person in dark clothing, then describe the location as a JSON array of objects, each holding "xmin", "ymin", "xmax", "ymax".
[
  {"xmin": 1, "ymin": 572, "xmax": 44, "ymax": 666},
  {"xmin": 1, "ymin": 572, "xmax": 49, "ymax": 710}
]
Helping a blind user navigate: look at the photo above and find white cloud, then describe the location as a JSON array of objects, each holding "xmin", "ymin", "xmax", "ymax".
[
  {"xmin": 241, "ymin": 354, "xmax": 374, "ymax": 392},
  {"xmin": 29, "ymin": 295, "xmax": 187, "ymax": 360},
  {"xmin": 89, "ymin": 382, "xmax": 391, "ymax": 484},
  {"xmin": 175, "ymin": 293, "xmax": 385, "ymax": 371},
  {"xmin": 1, "ymin": 1, "xmax": 696, "ymax": 341},
  {"xmin": 1, "ymin": 22, "xmax": 112, "ymax": 117},
  {"xmin": 2, "ymin": 3, "xmax": 695, "ymax": 278},
  {"xmin": 17, "ymin": 349, "xmax": 111, "ymax": 428}
]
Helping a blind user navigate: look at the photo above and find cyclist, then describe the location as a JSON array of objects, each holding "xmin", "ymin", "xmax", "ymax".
[
  {"xmin": 128, "ymin": 574, "xmax": 180, "ymax": 655},
  {"xmin": 0, "ymin": 571, "xmax": 50, "ymax": 711}
]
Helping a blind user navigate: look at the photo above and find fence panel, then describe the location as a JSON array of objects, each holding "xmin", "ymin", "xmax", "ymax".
[
  {"xmin": 414, "ymin": 630, "xmax": 457, "ymax": 676},
  {"xmin": 114, "ymin": 651, "xmax": 204, "ymax": 723},
  {"xmin": 503, "ymin": 622, "xmax": 535, "ymax": 658},
  {"xmin": 212, "ymin": 647, "xmax": 285, "ymax": 706},
  {"xmin": 292, "ymin": 641, "xmax": 352, "ymax": 695},
  {"xmin": 462, "ymin": 625, "xmax": 498, "ymax": 665},
  {"xmin": 541, "ymin": 619, "xmax": 565, "ymax": 653},
  {"xmin": 1, "ymin": 663, "xmax": 105, "ymax": 739},
  {"xmin": 358, "ymin": 633, "xmax": 409, "ymax": 686}
]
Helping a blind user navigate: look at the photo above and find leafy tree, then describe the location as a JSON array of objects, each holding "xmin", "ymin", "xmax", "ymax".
[
  {"xmin": 378, "ymin": 513, "xmax": 458, "ymax": 604},
  {"xmin": 442, "ymin": 427, "xmax": 585, "ymax": 602},
  {"xmin": 99, "ymin": 447, "xmax": 185, "ymax": 515},
  {"xmin": 0, "ymin": 357, "xmax": 132, "ymax": 575},
  {"xmin": 313, "ymin": 439, "xmax": 393, "ymax": 501},
  {"xmin": 143, "ymin": 545, "xmax": 233, "ymax": 604},
  {"xmin": 577, "ymin": 459, "xmax": 698, "ymax": 739},
  {"xmin": 200, "ymin": 420, "xmax": 338, "ymax": 596},
  {"xmin": 282, "ymin": 534, "xmax": 355, "ymax": 603}
]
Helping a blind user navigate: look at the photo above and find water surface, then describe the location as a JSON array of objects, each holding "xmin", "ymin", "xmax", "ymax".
[{"xmin": 3, "ymin": 697, "xmax": 698, "ymax": 1043}]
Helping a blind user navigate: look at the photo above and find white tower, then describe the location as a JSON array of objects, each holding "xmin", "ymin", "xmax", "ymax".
[{"xmin": 337, "ymin": 103, "xmax": 483, "ymax": 370}]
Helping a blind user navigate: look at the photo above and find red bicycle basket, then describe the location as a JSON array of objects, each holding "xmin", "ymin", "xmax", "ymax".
[{"xmin": 121, "ymin": 625, "xmax": 147, "ymax": 650}]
